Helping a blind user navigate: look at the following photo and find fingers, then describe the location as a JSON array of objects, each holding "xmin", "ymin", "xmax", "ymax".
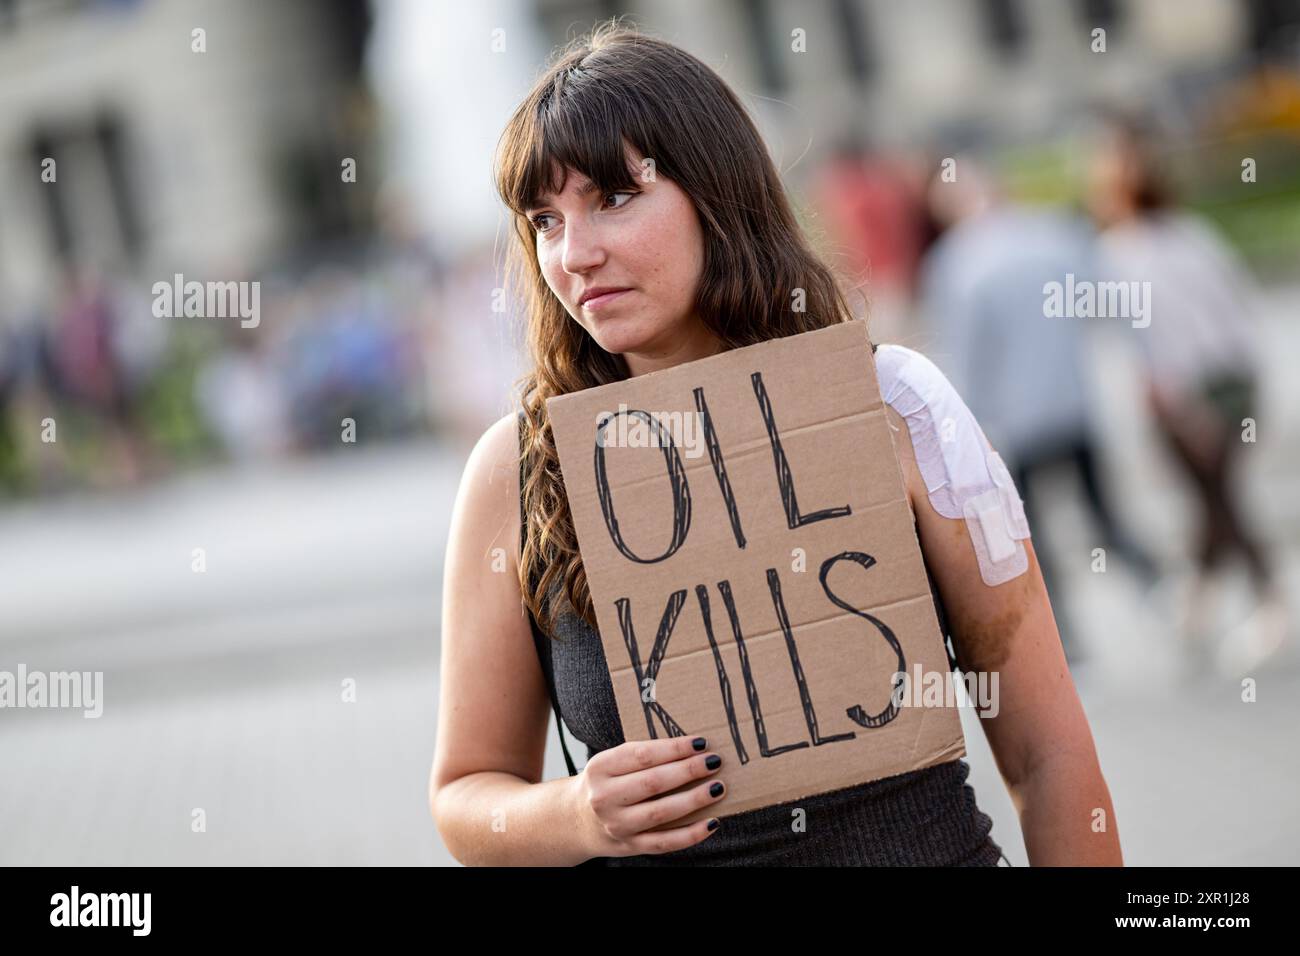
[
  {"xmin": 620, "ymin": 813, "xmax": 722, "ymax": 856},
  {"xmin": 603, "ymin": 749, "xmax": 723, "ymax": 807},
  {"xmin": 583, "ymin": 735, "xmax": 727, "ymax": 856},
  {"xmin": 619, "ymin": 777, "xmax": 727, "ymax": 836},
  {"xmin": 596, "ymin": 735, "xmax": 710, "ymax": 777}
]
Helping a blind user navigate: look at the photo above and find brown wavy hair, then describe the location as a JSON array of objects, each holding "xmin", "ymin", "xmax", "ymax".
[{"xmin": 495, "ymin": 19, "xmax": 865, "ymax": 636}]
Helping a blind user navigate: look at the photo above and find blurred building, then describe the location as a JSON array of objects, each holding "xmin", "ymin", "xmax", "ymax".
[
  {"xmin": 6, "ymin": 0, "xmax": 1296, "ymax": 303},
  {"xmin": 369, "ymin": 0, "xmax": 1300, "ymax": 263},
  {"xmin": 0, "ymin": 0, "xmax": 373, "ymax": 313}
]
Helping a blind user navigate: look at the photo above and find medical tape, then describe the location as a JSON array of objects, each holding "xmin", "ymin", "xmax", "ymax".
[{"xmin": 877, "ymin": 345, "xmax": 1032, "ymax": 586}]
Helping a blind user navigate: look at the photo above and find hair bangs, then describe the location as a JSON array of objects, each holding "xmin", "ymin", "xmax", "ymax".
[{"xmin": 500, "ymin": 74, "xmax": 645, "ymax": 217}]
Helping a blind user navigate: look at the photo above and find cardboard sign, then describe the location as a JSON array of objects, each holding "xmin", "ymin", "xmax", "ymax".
[{"xmin": 545, "ymin": 321, "xmax": 965, "ymax": 824}]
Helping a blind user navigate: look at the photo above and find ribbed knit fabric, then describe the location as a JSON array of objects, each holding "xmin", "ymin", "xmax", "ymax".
[{"xmin": 519, "ymin": 412, "xmax": 1004, "ymax": 866}]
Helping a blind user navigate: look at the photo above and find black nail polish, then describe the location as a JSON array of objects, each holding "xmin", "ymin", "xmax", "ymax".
[
  {"xmin": 710, "ymin": 782, "xmax": 724, "ymax": 797},
  {"xmin": 705, "ymin": 754, "xmax": 721, "ymax": 770},
  {"xmin": 707, "ymin": 818, "xmax": 720, "ymax": 831},
  {"xmin": 692, "ymin": 737, "xmax": 707, "ymax": 751}
]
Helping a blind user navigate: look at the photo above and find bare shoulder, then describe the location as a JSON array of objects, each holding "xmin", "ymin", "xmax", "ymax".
[
  {"xmin": 466, "ymin": 411, "xmax": 523, "ymax": 488},
  {"xmin": 451, "ymin": 411, "xmax": 525, "ymax": 578}
]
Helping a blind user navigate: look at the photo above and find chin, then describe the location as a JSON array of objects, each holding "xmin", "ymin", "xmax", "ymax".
[{"xmin": 587, "ymin": 316, "xmax": 664, "ymax": 357}]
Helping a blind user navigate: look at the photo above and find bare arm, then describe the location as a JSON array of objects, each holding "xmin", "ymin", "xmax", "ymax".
[
  {"xmin": 886, "ymin": 406, "xmax": 1123, "ymax": 866},
  {"xmin": 429, "ymin": 413, "xmax": 590, "ymax": 866},
  {"xmin": 430, "ymin": 414, "xmax": 726, "ymax": 865}
]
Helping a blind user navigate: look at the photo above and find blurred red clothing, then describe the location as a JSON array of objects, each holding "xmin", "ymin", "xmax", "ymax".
[{"xmin": 810, "ymin": 153, "xmax": 927, "ymax": 294}]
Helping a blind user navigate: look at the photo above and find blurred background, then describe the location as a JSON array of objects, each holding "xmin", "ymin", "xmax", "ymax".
[{"xmin": 1, "ymin": 0, "xmax": 1297, "ymax": 865}]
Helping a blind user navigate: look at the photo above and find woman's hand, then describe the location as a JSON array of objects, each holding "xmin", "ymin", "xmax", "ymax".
[{"xmin": 571, "ymin": 736, "xmax": 726, "ymax": 860}]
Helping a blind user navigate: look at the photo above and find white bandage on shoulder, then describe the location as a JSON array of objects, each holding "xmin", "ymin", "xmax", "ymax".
[{"xmin": 875, "ymin": 344, "xmax": 1031, "ymax": 586}]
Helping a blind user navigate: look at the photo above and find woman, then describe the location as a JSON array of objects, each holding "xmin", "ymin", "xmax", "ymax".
[
  {"xmin": 430, "ymin": 22, "xmax": 1120, "ymax": 866},
  {"xmin": 1087, "ymin": 115, "xmax": 1285, "ymax": 669}
]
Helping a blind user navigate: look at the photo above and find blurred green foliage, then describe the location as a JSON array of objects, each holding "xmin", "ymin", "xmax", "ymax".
[{"xmin": 999, "ymin": 133, "xmax": 1300, "ymax": 280}]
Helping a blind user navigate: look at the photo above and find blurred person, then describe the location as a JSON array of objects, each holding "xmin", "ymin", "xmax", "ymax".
[
  {"xmin": 194, "ymin": 323, "xmax": 293, "ymax": 462},
  {"xmin": 808, "ymin": 139, "xmax": 930, "ymax": 341},
  {"xmin": 0, "ymin": 313, "xmax": 22, "ymax": 492},
  {"xmin": 430, "ymin": 22, "xmax": 1120, "ymax": 868},
  {"xmin": 279, "ymin": 266, "xmax": 419, "ymax": 449},
  {"xmin": 39, "ymin": 262, "xmax": 150, "ymax": 488},
  {"xmin": 0, "ymin": 302, "xmax": 72, "ymax": 493},
  {"xmin": 423, "ymin": 247, "xmax": 529, "ymax": 451},
  {"xmin": 920, "ymin": 156, "xmax": 1160, "ymax": 662},
  {"xmin": 1086, "ymin": 115, "xmax": 1287, "ymax": 671}
]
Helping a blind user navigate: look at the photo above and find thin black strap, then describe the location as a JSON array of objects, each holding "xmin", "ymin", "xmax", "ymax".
[{"xmin": 518, "ymin": 410, "xmax": 581, "ymax": 777}]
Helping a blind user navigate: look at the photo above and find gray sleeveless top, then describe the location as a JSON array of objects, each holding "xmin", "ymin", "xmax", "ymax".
[{"xmin": 518, "ymin": 411, "xmax": 1004, "ymax": 866}]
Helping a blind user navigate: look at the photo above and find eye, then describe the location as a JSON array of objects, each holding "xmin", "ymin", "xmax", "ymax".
[
  {"xmin": 603, "ymin": 190, "xmax": 636, "ymax": 209},
  {"xmin": 528, "ymin": 191, "xmax": 636, "ymax": 236},
  {"xmin": 528, "ymin": 212, "xmax": 556, "ymax": 234}
]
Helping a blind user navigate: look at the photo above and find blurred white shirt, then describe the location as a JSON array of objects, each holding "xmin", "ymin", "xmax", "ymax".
[
  {"xmin": 1098, "ymin": 211, "xmax": 1261, "ymax": 399},
  {"xmin": 920, "ymin": 206, "xmax": 1097, "ymax": 465}
]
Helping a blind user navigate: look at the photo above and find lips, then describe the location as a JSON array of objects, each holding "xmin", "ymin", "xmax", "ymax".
[{"xmin": 580, "ymin": 288, "xmax": 632, "ymax": 309}]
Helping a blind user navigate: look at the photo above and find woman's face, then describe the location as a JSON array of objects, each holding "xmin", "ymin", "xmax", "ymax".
[{"xmin": 526, "ymin": 144, "xmax": 719, "ymax": 375}]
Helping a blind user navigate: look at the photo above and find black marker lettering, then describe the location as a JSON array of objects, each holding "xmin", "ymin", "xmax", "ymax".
[
  {"xmin": 594, "ymin": 409, "xmax": 691, "ymax": 563},
  {"xmin": 751, "ymin": 371, "xmax": 852, "ymax": 529},
  {"xmin": 615, "ymin": 591, "xmax": 688, "ymax": 739},
  {"xmin": 694, "ymin": 584, "xmax": 750, "ymax": 764},
  {"xmin": 819, "ymin": 551, "xmax": 906, "ymax": 728},
  {"xmin": 693, "ymin": 386, "xmax": 747, "ymax": 549},
  {"xmin": 716, "ymin": 579, "xmax": 808, "ymax": 758},
  {"xmin": 767, "ymin": 568, "xmax": 856, "ymax": 746}
]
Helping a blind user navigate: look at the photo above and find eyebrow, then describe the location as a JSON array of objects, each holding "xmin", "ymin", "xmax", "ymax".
[{"xmin": 529, "ymin": 176, "xmax": 600, "ymax": 209}]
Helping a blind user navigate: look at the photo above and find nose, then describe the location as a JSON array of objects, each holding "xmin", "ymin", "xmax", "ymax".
[{"xmin": 560, "ymin": 215, "xmax": 607, "ymax": 277}]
